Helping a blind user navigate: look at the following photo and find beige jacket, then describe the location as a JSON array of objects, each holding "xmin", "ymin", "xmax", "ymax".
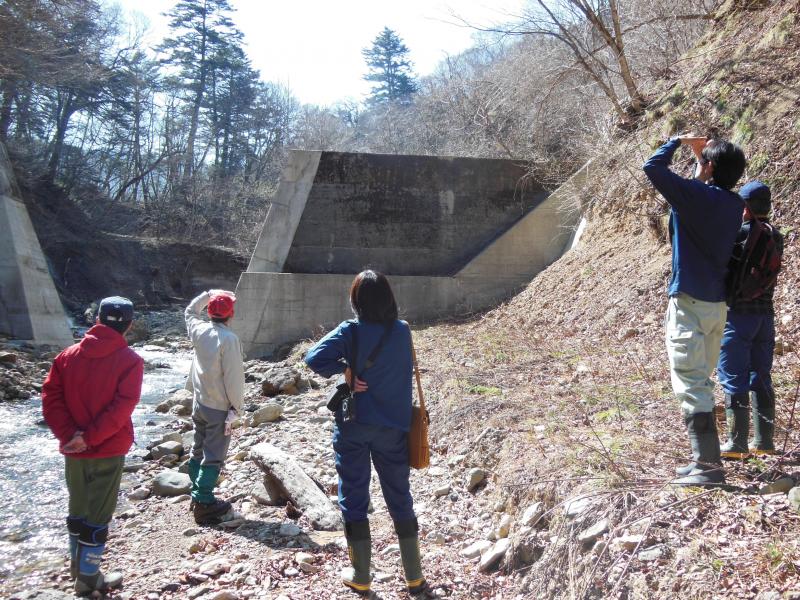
[{"xmin": 185, "ymin": 292, "xmax": 244, "ymax": 413}]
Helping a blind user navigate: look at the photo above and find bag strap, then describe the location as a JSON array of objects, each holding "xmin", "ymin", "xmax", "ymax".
[
  {"xmin": 353, "ymin": 322, "xmax": 393, "ymax": 380},
  {"xmin": 410, "ymin": 333, "xmax": 426, "ymax": 415}
]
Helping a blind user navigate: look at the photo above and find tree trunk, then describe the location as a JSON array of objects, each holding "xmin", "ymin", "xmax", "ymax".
[
  {"xmin": 0, "ymin": 80, "xmax": 16, "ymax": 141},
  {"xmin": 48, "ymin": 92, "xmax": 76, "ymax": 181}
]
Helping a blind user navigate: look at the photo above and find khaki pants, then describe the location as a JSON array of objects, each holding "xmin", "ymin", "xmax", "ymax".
[
  {"xmin": 665, "ymin": 293, "xmax": 727, "ymax": 414},
  {"xmin": 65, "ymin": 456, "xmax": 125, "ymax": 525}
]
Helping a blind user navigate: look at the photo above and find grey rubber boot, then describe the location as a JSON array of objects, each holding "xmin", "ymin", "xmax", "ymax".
[
  {"xmin": 720, "ymin": 393, "xmax": 750, "ymax": 459},
  {"xmin": 342, "ymin": 519, "xmax": 372, "ymax": 595},
  {"xmin": 751, "ymin": 389, "xmax": 776, "ymax": 454},
  {"xmin": 395, "ymin": 518, "xmax": 433, "ymax": 596},
  {"xmin": 672, "ymin": 412, "xmax": 725, "ymax": 487}
]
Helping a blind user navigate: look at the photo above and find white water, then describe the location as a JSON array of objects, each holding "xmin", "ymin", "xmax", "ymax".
[{"xmin": 0, "ymin": 347, "xmax": 191, "ymax": 581}]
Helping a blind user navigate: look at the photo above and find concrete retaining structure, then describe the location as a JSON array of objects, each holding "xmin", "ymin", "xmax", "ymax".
[
  {"xmin": 234, "ymin": 152, "xmax": 591, "ymax": 357},
  {"xmin": 0, "ymin": 145, "xmax": 74, "ymax": 348}
]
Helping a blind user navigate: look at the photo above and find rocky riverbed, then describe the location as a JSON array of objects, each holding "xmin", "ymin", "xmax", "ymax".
[{"xmin": 1, "ymin": 321, "xmax": 534, "ymax": 600}]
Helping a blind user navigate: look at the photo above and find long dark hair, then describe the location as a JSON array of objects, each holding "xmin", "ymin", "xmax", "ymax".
[{"xmin": 349, "ymin": 270, "xmax": 399, "ymax": 323}]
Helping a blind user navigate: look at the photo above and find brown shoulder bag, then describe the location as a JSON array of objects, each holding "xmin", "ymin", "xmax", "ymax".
[{"xmin": 408, "ymin": 335, "xmax": 430, "ymax": 469}]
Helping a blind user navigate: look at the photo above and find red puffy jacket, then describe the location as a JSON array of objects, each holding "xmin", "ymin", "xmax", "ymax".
[{"xmin": 42, "ymin": 324, "xmax": 144, "ymax": 458}]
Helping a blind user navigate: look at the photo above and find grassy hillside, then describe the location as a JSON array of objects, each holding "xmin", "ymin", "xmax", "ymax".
[{"xmin": 413, "ymin": 1, "xmax": 800, "ymax": 597}]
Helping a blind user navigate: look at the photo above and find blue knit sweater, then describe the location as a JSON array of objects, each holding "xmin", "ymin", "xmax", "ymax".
[
  {"xmin": 304, "ymin": 319, "xmax": 413, "ymax": 431},
  {"xmin": 643, "ymin": 139, "xmax": 744, "ymax": 302}
]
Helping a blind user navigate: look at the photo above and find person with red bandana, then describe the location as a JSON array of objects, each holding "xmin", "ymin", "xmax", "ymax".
[
  {"xmin": 184, "ymin": 289, "xmax": 245, "ymax": 524},
  {"xmin": 42, "ymin": 296, "xmax": 144, "ymax": 596}
]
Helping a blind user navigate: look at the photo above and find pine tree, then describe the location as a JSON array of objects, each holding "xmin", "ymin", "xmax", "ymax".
[
  {"xmin": 362, "ymin": 27, "xmax": 417, "ymax": 105},
  {"xmin": 158, "ymin": 0, "xmax": 243, "ymax": 184}
]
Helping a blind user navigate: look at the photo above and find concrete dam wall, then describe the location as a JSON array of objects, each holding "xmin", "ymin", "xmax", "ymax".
[
  {"xmin": 234, "ymin": 150, "xmax": 590, "ymax": 358},
  {"xmin": 0, "ymin": 144, "xmax": 73, "ymax": 348}
]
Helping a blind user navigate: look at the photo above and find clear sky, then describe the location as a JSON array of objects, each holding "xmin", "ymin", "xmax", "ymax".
[{"xmin": 111, "ymin": 0, "xmax": 525, "ymax": 106}]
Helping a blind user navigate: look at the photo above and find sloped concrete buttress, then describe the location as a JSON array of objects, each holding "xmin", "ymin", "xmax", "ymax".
[
  {"xmin": 247, "ymin": 151, "xmax": 321, "ymax": 273},
  {"xmin": 0, "ymin": 144, "xmax": 73, "ymax": 348}
]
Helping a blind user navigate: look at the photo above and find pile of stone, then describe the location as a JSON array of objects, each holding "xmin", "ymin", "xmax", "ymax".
[{"xmin": 0, "ymin": 341, "xmax": 55, "ymax": 402}]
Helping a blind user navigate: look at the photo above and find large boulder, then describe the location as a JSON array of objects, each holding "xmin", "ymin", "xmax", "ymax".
[
  {"xmin": 156, "ymin": 389, "xmax": 193, "ymax": 414},
  {"xmin": 151, "ymin": 470, "xmax": 191, "ymax": 496},
  {"xmin": 250, "ymin": 443, "xmax": 341, "ymax": 531},
  {"xmin": 126, "ymin": 320, "xmax": 151, "ymax": 344},
  {"xmin": 152, "ymin": 440, "xmax": 184, "ymax": 460},
  {"xmin": 250, "ymin": 402, "xmax": 283, "ymax": 425},
  {"xmin": 260, "ymin": 366, "xmax": 302, "ymax": 396}
]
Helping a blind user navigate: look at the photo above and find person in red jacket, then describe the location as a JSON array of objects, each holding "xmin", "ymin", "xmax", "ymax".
[{"xmin": 42, "ymin": 296, "xmax": 144, "ymax": 596}]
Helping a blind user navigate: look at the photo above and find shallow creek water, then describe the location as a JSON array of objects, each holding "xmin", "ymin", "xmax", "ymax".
[{"xmin": 0, "ymin": 347, "xmax": 191, "ymax": 581}]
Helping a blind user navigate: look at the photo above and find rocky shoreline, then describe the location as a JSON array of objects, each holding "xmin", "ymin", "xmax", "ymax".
[{"xmin": 3, "ymin": 316, "xmax": 534, "ymax": 600}]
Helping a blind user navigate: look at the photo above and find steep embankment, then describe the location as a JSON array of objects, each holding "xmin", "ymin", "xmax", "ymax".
[
  {"xmin": 412, "ymin": 2, "xmax": 800, "ymax": 598},
  {"xmin": 11, "ymin": 165, "xmax": 248, "ymax": 311}
]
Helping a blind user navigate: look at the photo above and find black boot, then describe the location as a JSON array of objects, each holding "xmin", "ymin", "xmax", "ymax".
[
  {"xmin": 672, "ymin": 412, "xmax": 725, "ymax": 487},
  {"xmin": 193, "ymin": 499, "xmax": 232, "ymax": 525},
  {"xmin": 342, "ymin": 520, "xmax": 372, "ymax": 595},
  {"xmin": 67, "ymin": 516, "xmax": 82, "ymax": 580},
  {"xmin": 720, "ymin": 393, "xmax": 750, "ymax": 459},
  {"xmin": 751, "ymin": 389, "xmax": 776, "ymax": 455}
]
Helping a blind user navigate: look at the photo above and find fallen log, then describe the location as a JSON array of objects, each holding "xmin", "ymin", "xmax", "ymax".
[{"xmin": 249, "ymin": 443, "xmax": 342, "ymax": 531}]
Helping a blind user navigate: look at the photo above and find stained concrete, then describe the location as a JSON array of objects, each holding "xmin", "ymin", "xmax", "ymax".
[
  {"xmin": 234, "ymin": 152, "xmax": 590, "ymax": 357},
  {"xmin": 0, "ymin": 144, "xmax": 73, "ymax": 348},
  {"xmin": 265, "ymin": 151, "xmax": 548, "ymax": 276}
]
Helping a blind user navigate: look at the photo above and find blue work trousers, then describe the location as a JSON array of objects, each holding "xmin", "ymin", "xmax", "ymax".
[
  {"xmin": 717, "ymin": 312, "xmax": 775, "ymax": 397},
  {"xmin": 332, "ymin": 420, "xmax": 415, "ymax": 523}
]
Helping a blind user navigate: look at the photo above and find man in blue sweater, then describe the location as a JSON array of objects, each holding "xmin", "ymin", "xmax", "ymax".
[{"xmin": 643, "ymin": 135, "xmax": 746, "ymax": 486}]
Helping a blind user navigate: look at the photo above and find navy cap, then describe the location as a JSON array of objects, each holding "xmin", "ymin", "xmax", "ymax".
[
  {"xmin": 740, "ymin": 181, "xmax": 771, "ymax": 204},
  {"xmin": 98, "ymin": 296, "xmax": 134, "ymax": 323}
]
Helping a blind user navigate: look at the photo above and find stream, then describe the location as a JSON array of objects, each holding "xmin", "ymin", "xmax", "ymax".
[{"xmin": 0, "ymin": 346, "xmax": 191, "ymax": 582}]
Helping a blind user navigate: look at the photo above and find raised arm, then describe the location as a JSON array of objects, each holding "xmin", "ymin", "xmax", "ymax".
[
  {"xmin": 642, "ymin": 137, "xmax": 702, "ymax": 214},
  {"xmin": 185, "ymin": 291, "xmax": 211, "ymax": 343}
]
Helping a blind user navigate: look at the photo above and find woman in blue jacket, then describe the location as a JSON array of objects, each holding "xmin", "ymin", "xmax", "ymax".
[{"xmin": 305, "ymin": 270, "xmax": 430, "ymax": 597}]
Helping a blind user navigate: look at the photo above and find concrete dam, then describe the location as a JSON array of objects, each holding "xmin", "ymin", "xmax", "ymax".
[{"xmin": 234, "ymin": 151, "xmax": 591, "ymax": 358}]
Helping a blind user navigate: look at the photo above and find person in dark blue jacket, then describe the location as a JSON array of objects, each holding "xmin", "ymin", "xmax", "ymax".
[
  {"xmin": 643, "ymin": 134, "xmax": 746, "ymax": 486},
  {"xmin": 305, "ymin": 270, "xmax": 431, "ymax": 597},
  {"xmin": 717, "ymin": 181, "xmax": 784, "ymax": 459}
]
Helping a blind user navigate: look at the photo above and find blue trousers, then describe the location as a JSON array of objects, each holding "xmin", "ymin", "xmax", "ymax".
[
  {"xmin": 332, "ymin": 420, "xmax": 415, "ymax": 523},
  {"xmin": 717, "ymin": 312, "xmax": 775, "ymax": 397}
]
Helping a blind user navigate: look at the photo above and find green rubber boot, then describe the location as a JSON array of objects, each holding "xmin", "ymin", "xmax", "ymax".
[
  {"xmin": 188, "ymin": 458, "xmax": 201, "ymax": 511},
  {"xmin": 751, "ymin": 389, "xmax": 776, "ymax": 455},
  {"xmin": 395, "ymin": 518, "xmax": 431, "ymax": 595},
  {"xmin": 720, "ymin": 394, "xmax": 750, "ymax": 459},
  {"xmin": 342, "ymin": 520, "xmax": 372, "ymax": 595},
  {"xmin": 672, "ymin": 412, "xmax": 725, "ymax": 487}
]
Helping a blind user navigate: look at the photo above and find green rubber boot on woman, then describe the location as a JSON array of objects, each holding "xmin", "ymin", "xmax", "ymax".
[
  {"xmin": 395, "ymin": 518, "xmax": 435, "ymax": 597},
  {"xmin": 342, "ymin": 520, "xmax": 372, "ymax": 595}
]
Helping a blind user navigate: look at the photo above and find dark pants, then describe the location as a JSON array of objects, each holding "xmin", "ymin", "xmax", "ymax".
[
  {"xmin": 65, "ymin": 456, "xmax": 124, "ymax": 525},
  {"xmin": 191, "ymin": 401, "xmax": 230, "ymax": 467},
  {"xmin": 717, "ymin": 312, "xmax": 775, "ymax": 398},
  {"xmin": 333, "ymin": 421, "xmax": 415, "ymax": 523}
]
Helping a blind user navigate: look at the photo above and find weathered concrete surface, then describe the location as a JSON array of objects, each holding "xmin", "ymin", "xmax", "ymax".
[
  {"xmin": 234, "ymin": 152, "xmax": 590, "ymax": 357},
  {"xmin": 253, "ymin": 151, "xmax": 547, "ymax": 276},
  {"xmin": 0, "ymin": 145, "xmax": 73, "ymax": 348},
  {"xmin": 250, "ymin": 443, "xmax": 342, "ymax": 531},
  {"xmin": 456, "ymin": 160, "xmax": 592, "ymax": 285},
  {"xmin": 234, "ymin": 273, "xmax": 465, "ymax": 358},
  {"xmin": 247, "ymin": 151, "xmax": 321, "ymax": 273}
]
